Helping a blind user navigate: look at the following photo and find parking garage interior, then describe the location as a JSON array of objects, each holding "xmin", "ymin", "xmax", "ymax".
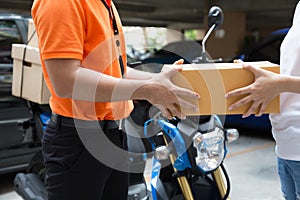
[{"xmin": 0, "ymin": 1, "xmax": 299, "ymax": 200}]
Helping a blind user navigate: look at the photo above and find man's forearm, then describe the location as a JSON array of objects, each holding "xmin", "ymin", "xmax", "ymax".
[
  {"xmin": 45, "ymin": 59, "xmax": 154, "ymax": 102},
  {"xmin": 125, "ymin": 67, "xmax": 154, "ymax": 80},
  {"xmin": 71, "ymin": 67, "xmax": 152, "ymax": 102}
]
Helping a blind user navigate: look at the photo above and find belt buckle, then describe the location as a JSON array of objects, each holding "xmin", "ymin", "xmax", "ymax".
[
  {"xmin": 101, "ymin": 119, "xmax": 122, "ymax": 130},
  {"xmin": 50, "ymin": 113, "xmax": 58, "ymax": 124},
  {"xmin": 108, "ymin": 119, "xmax": 122, "ymax": 130},
  {"xmin": 117, "ymin": 119, "xmax": 123, "ymax": 130}
]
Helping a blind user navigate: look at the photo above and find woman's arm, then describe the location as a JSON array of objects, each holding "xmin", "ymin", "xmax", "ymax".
[{"xmin": 280, "ymin": 75, "xmax": 300, "ymax": 93}]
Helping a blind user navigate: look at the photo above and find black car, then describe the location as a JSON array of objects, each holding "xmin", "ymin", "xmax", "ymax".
[
  {"xmin": 234, "ymin": 28, "xmax": 289, "ymax": 64},
  {"xmin": 0, "ymin": 13, "xmax": 47, "ymax": 175},
  {"xmin": 134, "ymin": 40, "xmax": 203, "ymax": 73}
]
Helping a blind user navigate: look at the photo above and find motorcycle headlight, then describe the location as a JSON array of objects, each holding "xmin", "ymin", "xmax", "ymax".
[{"xmin": 193, "ymin": 127, "xmax": 225, "ymax": 172}]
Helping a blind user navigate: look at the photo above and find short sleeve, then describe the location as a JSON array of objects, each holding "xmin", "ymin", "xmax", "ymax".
[{"xmin": 32, "ymin": 0, "xmax": 86, "ymax": 61}]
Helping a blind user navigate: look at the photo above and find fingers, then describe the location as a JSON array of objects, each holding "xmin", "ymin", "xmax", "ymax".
[
  {"xmin": 171, "ymin": 87, "xmax": 200, "ymax": 99},
  {"xmin": 161, "ymin": 65, "xmax": 182, "ymax": 77},
  {"xmin": 156, "ymin": 90, "xmax": 199, "ymax": 120},
  {"xmin": 161, "ymin": 59, "xmax": 184, "ymax": 74},
  {"xmin": 228, "ymin": 96, "xmax": 262, "ymax": 118},
  {"xmin": 233, "ymin": 59, "xmax": 243, "ymax": 63},
  {"xmin": 156, "ymin": 103, "xmax": 186, "ymax": 120},
  {"xmin": 242, "ymin": 100, "xmax": 262, "ymax": 118},
  {"xmin": 228, "ymin": 95, "xmax": 253, "ymax": 111},
  {"xmin": 178, "ymin": 98, "xmax": 199, "ymax": 113},
  {"xmin": 228, "ymin": 94, "xmax": 268, "ymax": 118},
  {"xmin": 234, "ymin": 60, "xmax": 265, "ymax": 78},
  {"xmin": 171, "ymin": 86, "xmax": 200, "ymax": 112},
  {"xmin": 225, "ymin": 85, "xmax": 251, "ymax": 98},
  {"xmin": 154, "ymin": 104, "xmax": 173, "ymax": 120},
  {"xmin": 167, "ymin": 103, "xmax": 186, "ymax": 120},
  {"xmin": 256, "ymin": 100, "xmax": 270, "ymax": 117},
  {"xmin": 164, "ymin": 94, "xmax": 199, "ymax": 119},
  {"xmin": 173, "ymin": 59, "xmax": 184, "ymax": 65},
  {"xmin": 163, "ymin": 99, "xmax": 199, "ymax": 120},
  {"xmin": 164, "ymin": 108, "xmax": 175, "ymax": 120},
  {"xmin": 242, "ymin": 64, "xmax": 264, "ymax": 77},
  {"xmin": 161, "ymin": 59, "xmax": 200, "ymax": 119}
]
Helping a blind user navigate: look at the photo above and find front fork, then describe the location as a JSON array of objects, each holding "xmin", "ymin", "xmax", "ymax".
[
  {"xmin": 212, "ymin": 168, "xmax": 230, "ymax": 200},
  {"xmin": 162, "ymin": 135, "xmax": 194, "ymax": 200}
]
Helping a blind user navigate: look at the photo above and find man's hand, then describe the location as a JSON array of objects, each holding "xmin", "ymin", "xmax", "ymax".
[
  {"xmin": 144, "ymin": 59, "xmax": 200, "ymax": 119},
  {"xmin": 226, "ymin": 63, "xmax": 281, "ymax": 118}
]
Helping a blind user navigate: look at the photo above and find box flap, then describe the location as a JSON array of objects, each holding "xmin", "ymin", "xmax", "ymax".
[{"xmin": 11, "ymin": 44, "xmax": 41, "ymax": 65}]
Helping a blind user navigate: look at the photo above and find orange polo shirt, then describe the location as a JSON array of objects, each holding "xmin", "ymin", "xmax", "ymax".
[{"xmin": 31, "ymin": 0, "xmax": 133, "ymax": 120}]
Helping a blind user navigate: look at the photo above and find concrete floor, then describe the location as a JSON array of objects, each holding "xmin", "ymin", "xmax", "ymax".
[
  {"xmin": 0, "ymin": 130, "xmax": 283, "ymax": 200},
  {"xmin": 0, "ymin": 172, "xmax": 21, "ymax": 200},
  {"xmin": 225, "ymin": 130, "xmax": 283, "ymax": 200}
]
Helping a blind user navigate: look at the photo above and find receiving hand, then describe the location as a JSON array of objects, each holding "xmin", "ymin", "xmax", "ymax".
[{"xmin": 226, "ymin": 63, "xmax": 281, "ymax": 118}]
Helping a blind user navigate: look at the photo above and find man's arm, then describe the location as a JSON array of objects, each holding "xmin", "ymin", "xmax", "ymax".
[
  {"xmin": 125, "ymin": 67, "xmax": 153, "ymax": 80},
  {"xmin": 45, "ymin": 58, "xmax": 199, "ymax": 119}
]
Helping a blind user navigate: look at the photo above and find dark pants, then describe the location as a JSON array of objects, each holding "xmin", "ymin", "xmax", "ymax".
[{"xmin": 42, "ymin": 115, "xmax": 129, "ymax": 200}]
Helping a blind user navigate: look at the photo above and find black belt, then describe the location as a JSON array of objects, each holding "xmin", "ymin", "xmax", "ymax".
[{"xmin": 50, "ymin": 113, "xmax": 121, "ymax": 130}]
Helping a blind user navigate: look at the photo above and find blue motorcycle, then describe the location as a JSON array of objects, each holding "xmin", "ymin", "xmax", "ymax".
[{"xmin": 140, "ymin": 113, "xmax": 238, "ymax": 200}]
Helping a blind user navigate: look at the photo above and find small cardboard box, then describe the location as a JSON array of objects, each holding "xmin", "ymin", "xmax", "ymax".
[
  {"xmin": 169, "ymin": 61, "xmax": 280, "ymax": 115},
  {"xmin": 27, "ymin": 19, "xmax": 39, "ymax": 48},
  {"xmin": 11, "ymin": 44, "xmax": 50, "ymax": 104}
]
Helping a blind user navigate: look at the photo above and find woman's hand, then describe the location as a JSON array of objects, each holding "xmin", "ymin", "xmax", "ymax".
[{"xmin": 226, "ymin": 63, "xmax": 281, "ymax": 118}]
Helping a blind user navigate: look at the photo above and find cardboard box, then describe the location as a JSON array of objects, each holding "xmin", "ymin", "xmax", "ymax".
[
  {"xmin": 11, "ymin": 44, "xmax": 50, "ymax": 104},
  {"xmin": 27, "ymin": 19, "xmax": 39, "ymax": 48},
  {"xmin": 168, "ymin": 61, "xmax": 280, "ymax": 115}
]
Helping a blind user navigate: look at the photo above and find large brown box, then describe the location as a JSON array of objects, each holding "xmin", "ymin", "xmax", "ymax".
[
  {"xmin": 169, "ymin": 61, "xmax": 280, "ymax": 115},
  {"xmin": 11, "ymin": 44, "xmax": 50, "ymax": 104}
]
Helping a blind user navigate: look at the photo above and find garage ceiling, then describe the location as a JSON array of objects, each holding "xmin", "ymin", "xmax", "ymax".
[
  {"xmin": 115, "ymin": 0, "xmax": 298, "ymax": 30},
  {"xmin": 0, "ymin": 0, "xmax": 298, "ymax": 30}
]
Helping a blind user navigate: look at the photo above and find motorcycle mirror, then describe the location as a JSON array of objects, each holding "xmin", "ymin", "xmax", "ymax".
[
  {"xmin": 225, "ymin": 128, "xmax": 239, "ymax": 143},
  {"xmin": 208, "ymin": 6, "xmax": 224, "ymax": 29},
  {"xmin": 199, "ymin": 6, "xmax": 224, "ymax": 63}
]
